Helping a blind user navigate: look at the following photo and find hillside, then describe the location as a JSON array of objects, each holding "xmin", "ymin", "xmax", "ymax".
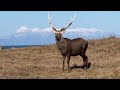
[{"xmin": 0, "ymin": 36, "xmax": 120, "ymax": 79}]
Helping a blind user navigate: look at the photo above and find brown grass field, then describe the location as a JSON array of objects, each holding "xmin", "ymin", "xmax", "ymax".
[{"xmin": 0, "ymin": 36, "xmax": 120, "ymax": 79}]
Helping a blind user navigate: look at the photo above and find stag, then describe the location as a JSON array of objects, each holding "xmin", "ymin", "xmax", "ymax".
[{"xmin": 48, "ymin": 13, "xmax": 89, "ymax": 72}]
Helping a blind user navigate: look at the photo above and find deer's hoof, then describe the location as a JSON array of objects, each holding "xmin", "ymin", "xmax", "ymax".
[
  {"xmin": 62, "ymin": 68, "xmax": 65, "ymax": 72},
  {"xmin": 67, "ymin": 68, "xmax": 72, "ymax": 72}
]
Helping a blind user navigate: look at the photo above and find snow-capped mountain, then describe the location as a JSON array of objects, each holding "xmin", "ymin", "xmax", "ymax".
[{"xmin": 0, "ymin": 26, "xmax": 119, "ymax": 46}]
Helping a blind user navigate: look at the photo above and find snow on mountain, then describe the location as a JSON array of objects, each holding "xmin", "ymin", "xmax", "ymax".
[{"xmin": 0, "ymin": 26, "xmax": 119, "ymax": 46}]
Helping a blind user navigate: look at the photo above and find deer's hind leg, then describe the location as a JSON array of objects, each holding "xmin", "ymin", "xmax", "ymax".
[{"xmin": 80, "ymin": 53, "xmax": 88, "ymax": 69}]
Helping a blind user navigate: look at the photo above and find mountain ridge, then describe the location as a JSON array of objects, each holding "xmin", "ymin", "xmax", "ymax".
[{"xmin": 0, "ymin": 26, "xmax": 119, "ymax": 45}]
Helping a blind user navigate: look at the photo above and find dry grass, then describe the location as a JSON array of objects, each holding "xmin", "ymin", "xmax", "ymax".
[{"xmin": 0, "ymin": 36, "xmax": 120, "ymax": 79}]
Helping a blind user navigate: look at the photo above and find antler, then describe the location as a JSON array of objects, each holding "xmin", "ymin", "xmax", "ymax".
[
  {"xmin": 48, "ymin": 12, "xmax": 57, "ymax": 33},
  {"xmin": 61, "ymin": 12, "xmax": 76, "ymax": 31}
]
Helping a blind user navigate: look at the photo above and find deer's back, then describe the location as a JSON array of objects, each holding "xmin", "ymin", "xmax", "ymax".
[{"xmin": 70, "ymin": 38, "xmax": 88, "ymax": 56}]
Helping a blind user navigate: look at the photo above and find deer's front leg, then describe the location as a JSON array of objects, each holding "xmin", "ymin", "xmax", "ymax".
[
  {"xmin": 67, "ymin": 55, "xmax": 71, "ymax": 72},
  {"xmin": 62, "ymin": 56, "xmax": 66, "ymax": 71}
]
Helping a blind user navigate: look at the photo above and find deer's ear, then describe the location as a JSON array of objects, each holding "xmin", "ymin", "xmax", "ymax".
[
  {"xmin": 52, "ymin": 29, "xmax": 56, "ymax": 34},
  {"xmin": 52, "ymin": 29, "xmax": 57, "ymax": 34},
  {"xmin": 60, "ymin": 29, "xmax": 66, "ymax": 34}
]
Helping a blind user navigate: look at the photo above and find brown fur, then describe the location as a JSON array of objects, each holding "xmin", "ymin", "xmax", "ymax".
[
  {"xmin": 55, "ymin": 33, "xmax": 89, "ymax": 72},
  {"xmin": 48, "ymin": 13, "xmax": 89, "ymax": 72}
]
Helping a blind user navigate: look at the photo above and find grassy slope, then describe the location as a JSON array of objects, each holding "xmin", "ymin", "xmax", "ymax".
[{"xmin": 0, "ymin": 36, "xmax": 120, "ymax": 79}]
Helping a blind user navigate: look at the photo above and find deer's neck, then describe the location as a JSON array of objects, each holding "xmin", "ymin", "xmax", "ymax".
[{"xmin": 56, "ymin": 36, "xmax": 64, "ymax": 50}]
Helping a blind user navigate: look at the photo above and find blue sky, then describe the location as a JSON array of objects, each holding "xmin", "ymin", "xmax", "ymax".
[{"xmin": 0, "ymin": 11, "xmax": 120, "ymax": 38}]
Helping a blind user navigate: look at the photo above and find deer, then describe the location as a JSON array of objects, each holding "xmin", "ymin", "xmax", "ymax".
[{"xmin": 48, "ymin": 12, "xmax": 90, "ymax": 72}]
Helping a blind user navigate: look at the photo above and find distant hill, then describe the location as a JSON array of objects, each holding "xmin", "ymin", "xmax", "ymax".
[{"xmin": 0, "ymin": 27, "xmax": 119, "ymax": 45}]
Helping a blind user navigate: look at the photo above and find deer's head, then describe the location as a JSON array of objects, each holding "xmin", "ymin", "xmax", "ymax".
[{"xmin": 48, "ymin": 12, "xmax": 76, "ymax": 41}]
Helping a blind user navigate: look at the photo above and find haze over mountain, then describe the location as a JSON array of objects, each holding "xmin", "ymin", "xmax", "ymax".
[{"xmin": 0, "ymin": 26, "xmax": 119, "ymax": 46}]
